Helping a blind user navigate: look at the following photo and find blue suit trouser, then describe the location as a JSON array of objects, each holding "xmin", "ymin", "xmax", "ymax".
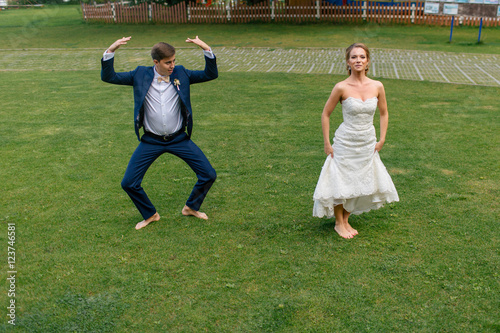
[{"xmin": 121, "ymin": 132, "xmax": 216, "ymax": 220}]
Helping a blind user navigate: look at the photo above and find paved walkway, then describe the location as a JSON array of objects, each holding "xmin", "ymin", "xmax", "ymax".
[{"xmin": 1, "ymin": 47, "xmax": 499, "ymax": 86}]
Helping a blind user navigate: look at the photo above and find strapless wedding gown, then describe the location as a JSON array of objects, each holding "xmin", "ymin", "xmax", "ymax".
[{"xmin": 313, "ymin": 97, "xmax": 399, "ymax": 217}]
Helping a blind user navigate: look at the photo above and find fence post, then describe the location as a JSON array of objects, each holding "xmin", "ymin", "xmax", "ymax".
[
  {"xmin": 82, "ymin": 3, "xmax": 87, "ymax": 21},
  {"xmin": 362, "ymin": 1, "xmax": 367, "ymax": 21},
  {"xmin": 410, "ymin": 3, "xmax": 415, "ymax": 23},
  {"xmin": 111, "ymin": 2, "xmax": 117, "ymax": 23},
  {"xmin": 316, "ymin": 0, "xmax": 320, "ymax": 20},
  {"xmin": 226, "ymin": 2, "xmax": 231, "ymax": 22},
  {"xmin": 271, "ymin": 0, "xmax": 275, "ymax": 21}
]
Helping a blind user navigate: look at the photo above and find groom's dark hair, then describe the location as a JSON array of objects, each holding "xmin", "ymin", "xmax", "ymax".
[{"xmin": 151, "ymin": 42, "xmax": 176, "ymax": 61}]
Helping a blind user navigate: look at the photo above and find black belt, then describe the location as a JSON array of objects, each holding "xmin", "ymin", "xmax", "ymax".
[{"xmin": 144, "ymin": 128, "xmax": 185, "ymax": 142}]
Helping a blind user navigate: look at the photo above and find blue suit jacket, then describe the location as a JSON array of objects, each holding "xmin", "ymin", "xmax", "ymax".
[{"xmin": 101, "ymin": 54, "xmax": 218, "ymax": 141}]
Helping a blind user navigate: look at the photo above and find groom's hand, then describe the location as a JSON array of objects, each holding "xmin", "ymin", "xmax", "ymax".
[
  {"xmin": 186, "ymin": 36, "xmax": 210, "ymax": 51},
  {"xmin": 107, "ymin": 36, "xmax": 132, "ymax": 53}
]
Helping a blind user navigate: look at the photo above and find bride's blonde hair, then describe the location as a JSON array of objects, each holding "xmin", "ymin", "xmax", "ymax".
[{"xmin": 345, "ymin": 43, "xmax": 370, "ymax": 75}]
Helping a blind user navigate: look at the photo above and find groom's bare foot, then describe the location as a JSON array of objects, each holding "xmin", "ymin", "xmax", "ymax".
[
  {"xmin": 135, "ymin": 212, "xmax": 160, "ymax": 230},
  {"xmin": 182, "ymin": 205, "xmax": 208, "ymax": 220},
  {"xmin": 334, "ymin": 223, "xmax": 354, "ymax": 239}
]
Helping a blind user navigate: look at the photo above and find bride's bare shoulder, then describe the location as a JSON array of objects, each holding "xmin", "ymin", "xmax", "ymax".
[
  {"xmin": 367, "ymin": 78, "xmax": 384, "ymax": 88},
  {"xmin": 332, "ymin": 80, "xmax": 350, "ymax": 91}
]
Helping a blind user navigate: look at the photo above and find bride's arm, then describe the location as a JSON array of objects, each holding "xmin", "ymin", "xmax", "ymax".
[
  {"xmin": 322, "ymin": 84, "xmax": 343, "ymax": 157},
  {"xmin": 376, "ymin": 82, "xmax": 388, "ymax": 152}
]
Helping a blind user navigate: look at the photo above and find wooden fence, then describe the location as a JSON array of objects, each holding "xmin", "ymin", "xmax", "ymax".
[{"xmin": 81, "ymin": 1, "xmax": 500, "ymax": 27}]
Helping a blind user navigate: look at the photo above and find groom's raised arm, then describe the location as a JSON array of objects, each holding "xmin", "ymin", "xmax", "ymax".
[
  {"xmin": 185, "ymin": 36, "xmax": 218, "ymax": 83},
  {"xmin": 101, "ymin": 36, "xmax": 134, "ymax": 85}
]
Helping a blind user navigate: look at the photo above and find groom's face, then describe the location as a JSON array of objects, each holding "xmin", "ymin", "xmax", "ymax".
[{"xmin": 154, "ymin": 55, "xmax": 176, "ymax": 76}]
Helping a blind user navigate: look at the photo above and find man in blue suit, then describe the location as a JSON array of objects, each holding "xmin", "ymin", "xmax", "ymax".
[{"xmin": 101, "ymin": 36, "xmax": 218, "ymax": 230}]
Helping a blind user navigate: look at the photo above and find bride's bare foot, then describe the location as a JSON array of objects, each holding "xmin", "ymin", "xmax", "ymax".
[
  {"xmin": 135, "ymin": 212, "xmax": 161, "ymax": 230},
  {"xmin": 343, "ymin": 209, "xmax": 358, "ymax": 236},
  {"xmin": 334, "ymin": 223, "xmax": 354, "ymax": 239},
  {"xmin": 182, "ymin": 205, "xmax": 208, "ymax": 220},
  {"xmin": 345, "ymin": 223, "xmax": 358, "ymax": 237},
  {"xmin": 334, "ymin": 205, "xmax": 353, "ymax": 239}
]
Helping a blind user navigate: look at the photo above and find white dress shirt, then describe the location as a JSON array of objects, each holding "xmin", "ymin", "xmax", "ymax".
[
  {"xmin": 143, "ymin": 68, "xmax": 183, "ymax": 135},
  {"xmin": 102, "ymin": 49, "xmax": 215, "ymax": 136}
]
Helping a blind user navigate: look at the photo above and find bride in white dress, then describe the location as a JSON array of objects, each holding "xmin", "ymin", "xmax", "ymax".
[{"xmin": 313, "ymin": 43, "xmax": 399, "ymax": 239}]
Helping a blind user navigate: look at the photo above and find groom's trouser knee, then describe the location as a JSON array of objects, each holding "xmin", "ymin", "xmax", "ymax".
[
  {"xmin": 183, "ymin": 149, "xmax": 217, "ymax": 211},
  {"xmin": 120, "ymin": 140, "xmax": 162, "ymax": 220}
]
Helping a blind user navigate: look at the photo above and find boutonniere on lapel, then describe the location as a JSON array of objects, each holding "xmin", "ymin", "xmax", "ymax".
[{"xmin": 173, "ymin": 79, "xmax": 181, "ymax": 91}]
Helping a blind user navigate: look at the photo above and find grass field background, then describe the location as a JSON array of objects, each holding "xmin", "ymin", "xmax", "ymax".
[
  {"xmin": 0, "ymin": 5, "xmax": 499, "ymax": 332},
  {"xmin": 1, "ymin": 5, "xmax": 500, "ymax": 53}
]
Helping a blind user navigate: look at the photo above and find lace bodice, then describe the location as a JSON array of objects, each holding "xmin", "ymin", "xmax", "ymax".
[{"xmin": 341, "ymin": 97, "xmax": 378, "ymax": 130}]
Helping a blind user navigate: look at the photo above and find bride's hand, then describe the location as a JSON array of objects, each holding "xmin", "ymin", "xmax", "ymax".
[
  {"xmin": 375, "ymin": 141, "xmax": 384, "ymax": 152},
  {"xmin": 325, "ymin": 144, "xmax": 334, "ymax": 158}
]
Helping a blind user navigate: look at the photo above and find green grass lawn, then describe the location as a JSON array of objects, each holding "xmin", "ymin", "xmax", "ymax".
[
  {"xmin": 0, "ymin": 5, "xmax": 499, "ymax": 332},
  {"xmin": 0, "ymin": 5, "xmax": 499, "ymax": 53}
]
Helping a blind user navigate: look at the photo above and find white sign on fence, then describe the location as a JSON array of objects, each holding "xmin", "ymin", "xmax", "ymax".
[
  {"xmin": 443, "ymin": 3, "xmax": 459, "ymax": 14},
  {"xmin": 424, "ymin": 2, "xmax": 440, "ymax": 13}
]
